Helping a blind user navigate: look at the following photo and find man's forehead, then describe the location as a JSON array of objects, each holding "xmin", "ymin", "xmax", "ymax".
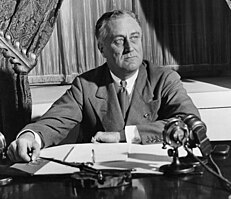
[{"xmin": 106, "ymin": 16, "xmax": 142, "ymax": 36}]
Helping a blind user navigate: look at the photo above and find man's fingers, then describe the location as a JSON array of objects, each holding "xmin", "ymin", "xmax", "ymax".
[
  {"xmin": 93, "ymin": 131, "xmax": 103, "ymax": 142},
  {"xmin": 7, "ymin": 138, "xmax": 40, "ymax": 163},
  {"xmin": 7, "ymin": 142, "xmax": 23, "ymax": 162},
  {"xmin": 91, "ymin": 136, "xmax": 100, "ymax": 143},
  {"xmin": 16, "ymin": 139, "xmax": 33, "ymax": 162},
  {"xmin": 30, "ymin": 141, "xmax": 40, "ymax": 161},
  {"xmin": 94, "ymin": 131, "xmax": 120, "ymax": 143}
]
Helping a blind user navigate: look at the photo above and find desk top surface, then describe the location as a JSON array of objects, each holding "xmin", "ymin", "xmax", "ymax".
[{"xmin": 1, "ymin": 141, "xmax": 231, "ymax": 199}]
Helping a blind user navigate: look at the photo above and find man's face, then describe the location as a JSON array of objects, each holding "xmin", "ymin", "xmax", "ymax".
[{"xmin": 100, "ymin": 16, "xmax": 143, "ymax": 79}]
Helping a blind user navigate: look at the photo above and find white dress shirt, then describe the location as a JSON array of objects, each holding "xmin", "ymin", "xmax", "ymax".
[{"xmin": 110, "ymin": 70, "xmax": 141, "ymax": 144}]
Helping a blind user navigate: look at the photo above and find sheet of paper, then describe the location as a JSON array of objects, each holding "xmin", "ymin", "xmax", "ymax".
[
  {"xmin": 92, "ymin": 144, "xmax": 201, "ymax": 174},
  {"xmin": 39, "ymin": 144, "xmax": 76, "ymax": 160},
  {"xmin": 11, "ymin": 159, "xmax": 79, "ymax": 175},
  {"xmin": 64, "ymin": 143, "xmax": 129, "ymax": 163}
]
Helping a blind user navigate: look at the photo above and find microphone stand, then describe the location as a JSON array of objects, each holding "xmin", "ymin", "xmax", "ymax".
[
  {"xmin": 179, "ymin": 147, "xmax": 208, "ymax": 166},
  {"xmin": 159, "ymin": 147, "xmax": 195, "ymax": 175}
]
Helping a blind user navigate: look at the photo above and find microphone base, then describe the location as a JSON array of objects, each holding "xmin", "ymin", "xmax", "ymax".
[
  {"xmin": 159, "ymin": 163, "xmax": 195, "ymax": 175},
  {"xmin": 179, "ymin": 155, "xmax": 208, "ymax": 166}
]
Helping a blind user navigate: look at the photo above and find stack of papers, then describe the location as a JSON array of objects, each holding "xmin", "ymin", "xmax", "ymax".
[{"xmin": 11, "ymin": 143, "xmax": 201, "ymax": 175}]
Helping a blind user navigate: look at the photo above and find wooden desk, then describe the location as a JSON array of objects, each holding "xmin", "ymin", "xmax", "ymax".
[{"xmin": 1, "ymin": 141, "xmax": 231, "ymax": 199}]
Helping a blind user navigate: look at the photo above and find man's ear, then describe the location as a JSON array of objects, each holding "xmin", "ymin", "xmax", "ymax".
[{"xmin": 98, "ymin": 43, "xmax": 106, "ymax": 57}]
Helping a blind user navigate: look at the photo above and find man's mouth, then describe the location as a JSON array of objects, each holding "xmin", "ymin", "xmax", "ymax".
[{"xmin": 123, "ymin": 53, "xmax": 137, "ymax": 59}]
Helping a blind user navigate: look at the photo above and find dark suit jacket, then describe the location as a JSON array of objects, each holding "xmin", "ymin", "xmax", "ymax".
[{"xmin": 23, "ymin": 60, "xmax": 200, "ymax": 148}]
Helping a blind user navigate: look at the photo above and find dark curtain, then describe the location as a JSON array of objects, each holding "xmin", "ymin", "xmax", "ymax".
[
  {"xmin": 0, "ymin": 0, "xmax": 63, "ymax": 145},
  {"xmin": 138, "ymin": 0, "xmax": 231, "ymax": 77}
]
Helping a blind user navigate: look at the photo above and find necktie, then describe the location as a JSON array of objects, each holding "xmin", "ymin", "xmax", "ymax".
[{"xmin": 118, "ymin": 80, "xmax": 129, "ymax": 118}]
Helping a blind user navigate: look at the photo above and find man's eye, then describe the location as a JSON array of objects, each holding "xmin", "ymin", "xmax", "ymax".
[
  {"xmin": 130, "ymin": 35, "xmax": 140, "ymax": 42},
  {"xmin": 114, "ymin": 38, "xmax": 124, "ymax": 46}
]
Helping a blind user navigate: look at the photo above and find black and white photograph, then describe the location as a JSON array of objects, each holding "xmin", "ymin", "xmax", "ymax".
[{"xmin": 0, "ymin": 0, "xmax": 231, "ymax": 198}]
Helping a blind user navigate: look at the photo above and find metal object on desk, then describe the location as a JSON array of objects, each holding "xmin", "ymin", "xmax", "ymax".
[
  {"xmin": 0, "ymin": 132, "xmax": 6, "ymax": 160},
  {"xmin": 182, "ymin": 114, "xmax": 212, "ymax": 157},
  {"xmin": 160, "ymin": 114, "xmax": 212, "ymax": 175},
  {"xmin": 160, "ymin": 117, "xmax": 195, "ymax": 174},
  {"xmin": 0, "ymin": 177, "xmax": 13, "ymax": 186},
  {"xmin": 40, "ymin": 157, "xmax": 132, "ymax": 189},
  {"xmin": 71, "ymin": 168, "xmax": 132, "ymax": 189}
]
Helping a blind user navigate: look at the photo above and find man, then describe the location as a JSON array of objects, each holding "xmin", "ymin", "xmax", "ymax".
[{"xmin": 7, "ymin": 10, "xmax": 200, "ymax": 162}]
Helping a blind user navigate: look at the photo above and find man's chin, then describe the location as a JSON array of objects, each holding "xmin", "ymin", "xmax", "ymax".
[
  {"xmin": 122, "ymin": 64, "xmax": 140, "ymax": 74},
  {"xmin": 123, "ymin": 61, "xmax": 141, "ymax": 70}
]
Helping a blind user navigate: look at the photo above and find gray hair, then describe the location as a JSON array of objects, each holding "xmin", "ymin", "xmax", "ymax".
[{"xmin": 95, "ymin": 10, "xmax": 141, "ymax": 44}]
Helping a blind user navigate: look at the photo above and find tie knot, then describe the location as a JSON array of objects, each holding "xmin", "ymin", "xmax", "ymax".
[{"xmin": 120, "ymin": 80, "xmax": 127, "ymax": 88}]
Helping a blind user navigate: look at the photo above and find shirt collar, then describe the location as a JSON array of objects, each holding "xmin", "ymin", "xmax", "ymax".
[{"xmin": 110, "ymin": 69, "xmax": 139, "ymax": 95}]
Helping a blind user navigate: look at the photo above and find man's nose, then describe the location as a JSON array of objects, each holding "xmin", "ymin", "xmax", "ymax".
[{"xmin": 123, "ymin": 39, "xmax": 133, "ymax": 53}]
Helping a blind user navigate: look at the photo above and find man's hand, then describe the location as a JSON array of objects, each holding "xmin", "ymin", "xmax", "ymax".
[
  {"xmin": 7, "ymin": 132, "xmax": 40, "ymax": 162},
  {"xmin": 92, "ymin": 131, "xmax": 122, "ymax": 143}
]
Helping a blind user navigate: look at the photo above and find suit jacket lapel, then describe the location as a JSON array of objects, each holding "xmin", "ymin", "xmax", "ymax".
[
  {"xmin": 126, "ymin": 64, "xmax": 157, "ymax": 125},
  {"xmin": 89, "ymin": 66, "xmax": 125, "ymax": 131}
]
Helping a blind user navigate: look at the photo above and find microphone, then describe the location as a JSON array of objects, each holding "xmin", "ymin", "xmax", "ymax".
[
  {"xmin": 160, "ymin": 114, "xmax": 212, "ymax": 175},
  {"xmin": 182, "ymin": 114, "xmax": 212, "ymax": 157},
  {"xmin": 163, "ymin": 114, "xmax": 212, "ymax": 157},
  {"xmin": 163, "ymin": 117, "xmax": 189, "ymax": 149},
  {"xmin": 160, "ymin": 116, "xmax": 194, "ymax": 175}
]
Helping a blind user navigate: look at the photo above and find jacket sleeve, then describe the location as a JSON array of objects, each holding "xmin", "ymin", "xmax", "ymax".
[{"xmin": 21, "ymin": 77, "xmax": 84, "ymax": 148}]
